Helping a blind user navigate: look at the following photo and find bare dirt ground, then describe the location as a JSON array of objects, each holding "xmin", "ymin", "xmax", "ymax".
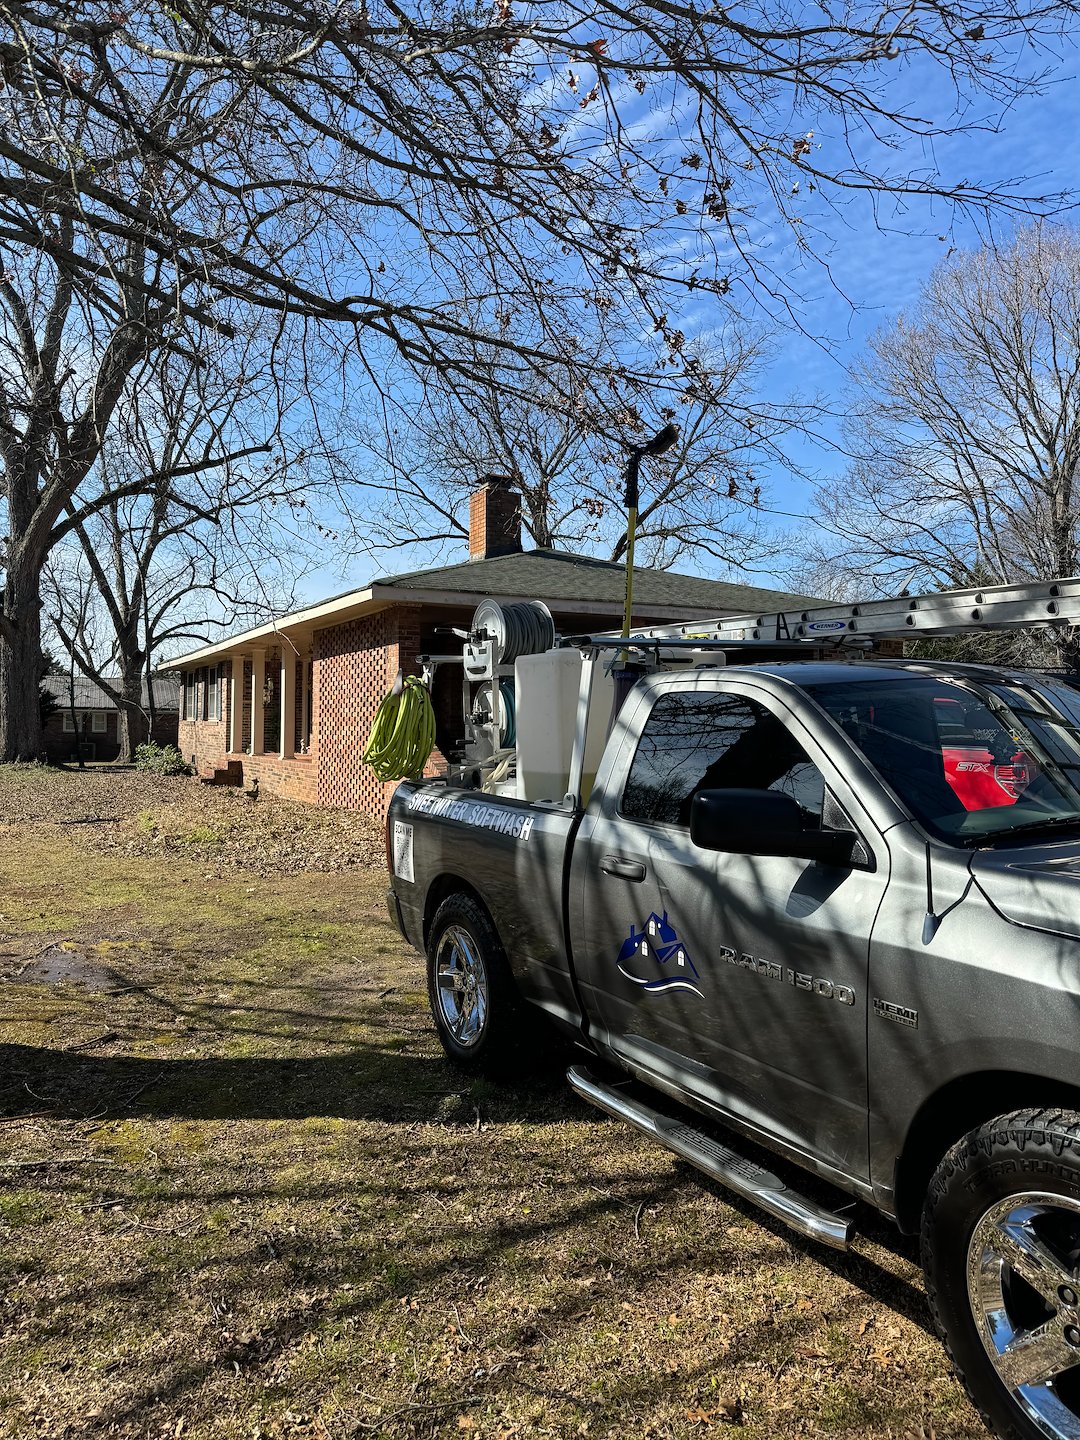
[{"xmin": 0, "ymin": 767, "xmax": 982, "ymax": 1439}]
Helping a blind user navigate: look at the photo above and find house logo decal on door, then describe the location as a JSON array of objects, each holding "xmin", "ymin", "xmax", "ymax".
[{"xmin": 617, "ymin": 911, "xmax": 704, "ymax": 998}]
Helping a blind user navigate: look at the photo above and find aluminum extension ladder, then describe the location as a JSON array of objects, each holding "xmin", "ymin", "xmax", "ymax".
[{"xmin": 617, "ymin": 575, "xmax": 1080, "ymax": 647}]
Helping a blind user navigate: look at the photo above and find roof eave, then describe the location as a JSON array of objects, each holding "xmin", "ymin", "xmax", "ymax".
[
  {"xmin": 157, "ymin": 582, "xmax": 741, "ymax": 671},
  {"xmin": 158, "ymin": 585, "xmax": 385, "ymax": 669}
]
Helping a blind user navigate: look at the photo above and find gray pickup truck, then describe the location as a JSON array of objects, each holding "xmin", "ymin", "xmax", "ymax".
[{"xmin": 386, "ymin": 657, "xmax": 1080, "ymax": 1440}]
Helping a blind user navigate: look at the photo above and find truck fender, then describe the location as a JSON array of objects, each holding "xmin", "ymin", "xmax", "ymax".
[{"xmin": 892, "ymin": 1068, "xmax": 1080, "ymax": 1232}]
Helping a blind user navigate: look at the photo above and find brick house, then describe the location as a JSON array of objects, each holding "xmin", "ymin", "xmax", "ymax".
[
  {"xmin": 162, "ymin": 479, "xmax": 817, "ymax": 819},
  {"xmin": 43, "ymin": 674, "xmax": 180, "ymax": 764}
]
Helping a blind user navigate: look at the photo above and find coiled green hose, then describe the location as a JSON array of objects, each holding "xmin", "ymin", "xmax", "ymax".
[{"xmin": 363, "ymin": 675, "xmax": 436, "ymax": 781}]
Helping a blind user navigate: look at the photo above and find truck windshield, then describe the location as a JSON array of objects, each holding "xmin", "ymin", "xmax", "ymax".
[{"xmin": 803, "ymin": 673, "xmax": 1080, "ymax": 845}]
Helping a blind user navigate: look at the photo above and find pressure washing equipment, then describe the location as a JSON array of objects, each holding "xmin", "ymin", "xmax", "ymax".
[
  {"xmin": 472, "ymin": 598, "xmax": 556, "ymax": 666},
  {"xmin": 364, "ymin": 600, "xmax": 554, "ymax": 791},
  {"xmin": 365, "ymin": 573, "xmax": 1080, "ymax": 802},
  {"xmin": 458, "ymin": 601, "xmax": 554, "ymax": 792},
  {"xmin": 472, "ymin": 680, "xmax": 517, "ymax": 747}
]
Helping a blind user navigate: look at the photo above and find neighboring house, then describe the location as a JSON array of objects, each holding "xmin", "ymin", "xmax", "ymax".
[
  {"xmin": 161, "ymin": 477, "xmax": 819, "ymax": 819},
  {"xmin": 43, "ymin": 675, "xmax": 180, "ymax": 764}
]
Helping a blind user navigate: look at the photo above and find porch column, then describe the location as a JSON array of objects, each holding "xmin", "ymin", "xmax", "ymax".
[
  {"xmin": 250, "ymin": 648, "xmax": 265, "ymax": 756},
  {"xmin": 227, "ymin": 657, "xmax": 244, "ymax": 754},
  {"xmin": 300, "ymin": 653, "xmax": 311, "ymax": 753},
  {"xmin": 279, "ymin": 651, "xmax": 295, "ymax": 760}
]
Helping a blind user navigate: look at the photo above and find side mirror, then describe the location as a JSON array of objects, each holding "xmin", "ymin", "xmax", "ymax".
[{"xmin": 689, "ymin": 788, "xmax": 856, "ymax": 866}]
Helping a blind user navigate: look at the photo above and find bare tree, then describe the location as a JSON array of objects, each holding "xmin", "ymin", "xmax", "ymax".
[
  {"xmin": 356, "ymin": 332, "xmax": 793, "ymax": 571},
  {"xmin": 41, "ymin": 339, "xmax": 311, "ymax": 760},
  {"xmin": 0, "ymin": 0, "xmax": 1069, "ymax": 335},
  {"xmin": 812, "ymin": 224, "xmax": 1080, "ymax": 666},
  {"xmin": 1, "ymin": 0, "xmax": 1075, "ymax": 757}
]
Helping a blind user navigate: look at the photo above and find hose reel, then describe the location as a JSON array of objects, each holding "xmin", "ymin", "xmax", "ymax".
[
  {"xmin": 471, "ymin": 599, "xmax": 555, "ymax": 666},
  {"xmin": 471, "ymin": 680, "xmax": 517, "ymax": 748}
]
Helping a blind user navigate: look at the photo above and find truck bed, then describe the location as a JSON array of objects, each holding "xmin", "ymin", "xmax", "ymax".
[{"xmin": 389, "ymin": 782, "xmax": 584, "ymax": 1034}]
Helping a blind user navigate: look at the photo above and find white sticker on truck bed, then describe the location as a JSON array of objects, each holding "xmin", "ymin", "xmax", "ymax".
[
  {"xmin": 407, "ymin": 790, "xmax": 535, "ymax": 841},
  {"xmin": 393, "ymin": 821, "xmax": 414, "ymax": 882}
]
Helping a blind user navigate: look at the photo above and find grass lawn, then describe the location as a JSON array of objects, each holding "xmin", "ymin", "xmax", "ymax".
[{"xmin": 0, "ymin": 767, "xmax": 982, "ymax": 1439}]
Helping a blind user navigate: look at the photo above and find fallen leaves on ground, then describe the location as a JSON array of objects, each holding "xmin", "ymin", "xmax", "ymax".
[{"xmin": 0, "ymin": 764, "xmax": 383, "ymax": 875}]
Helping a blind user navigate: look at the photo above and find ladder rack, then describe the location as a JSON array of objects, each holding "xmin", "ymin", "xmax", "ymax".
[{"xmin": 602, "ymin": 576, "xmax": 1080, "ymax": 647}]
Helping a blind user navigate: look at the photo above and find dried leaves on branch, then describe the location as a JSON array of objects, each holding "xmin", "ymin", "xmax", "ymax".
[
  {"xmin": 352, "ymin": 331, "xmax": 794, "ymax": 571},
  {"xmin": 0, "ymin": 0, "xmax": 1072, "ymax": 365}
]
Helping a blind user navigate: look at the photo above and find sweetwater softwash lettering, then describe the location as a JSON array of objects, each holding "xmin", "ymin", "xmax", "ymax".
[{"xmin": 408, "ymin": 790, "xmax": 535, "ymax": 841}]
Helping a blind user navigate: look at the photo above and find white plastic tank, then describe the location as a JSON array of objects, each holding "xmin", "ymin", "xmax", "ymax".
[{"xmin": 514, "ymin": 649, "xmax": 615, "ymax": 803}]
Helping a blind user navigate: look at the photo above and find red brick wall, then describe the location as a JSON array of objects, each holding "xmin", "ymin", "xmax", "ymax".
[
  {"xmin": 180, "ymin": 654, "xmax": 304, "ymax": 768},
  {"xmin": 178, "ymin": 658, "xmax": 235, "ymax": 773},
  {"xmin": 237, "ymin": 753, "xmax": 317, "ymax": 804},
  {"xmin": 468, "ymin": 478, "xmax": 521, "ymax": 560},
  {"xmin": 176, "ymin": 609, "xmax": 452, "ymax": 820},
  {"xmin": 178, "ymin": 716, "xmax": 226, "ymax": 771},
  {"xmin": 178, "ymin": 656, "xmax": 320, "ymax": 807}
]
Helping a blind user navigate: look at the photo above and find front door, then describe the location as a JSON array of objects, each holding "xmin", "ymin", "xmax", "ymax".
[{"xmin": 573, "ymin": 677, "xmax": 888, "ymax": 1180}]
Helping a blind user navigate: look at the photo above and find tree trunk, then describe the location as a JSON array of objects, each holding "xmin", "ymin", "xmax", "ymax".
[
  {"xmin": 67, "ymin": 661, "xmax": 84, "ymax": 768},
  {"xmin": 114, "ymin": 661, "xmax": 149, "ymax": 763},
  {"xmin": 0, "ymin": 567, "xmax": 45, "ymax": 762}
]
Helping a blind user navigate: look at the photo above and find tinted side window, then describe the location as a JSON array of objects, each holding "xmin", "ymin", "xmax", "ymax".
[{"xmin": 622, "ymin": 691, "xmax": 825, "ymax": 827}]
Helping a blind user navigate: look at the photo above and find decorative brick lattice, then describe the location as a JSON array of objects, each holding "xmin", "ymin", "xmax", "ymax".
[{"xmin": 315, "ymin": 607, "xmax": 445, "ymax": 818}]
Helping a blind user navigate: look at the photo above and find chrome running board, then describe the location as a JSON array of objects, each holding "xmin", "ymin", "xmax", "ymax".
[{"xmin": 567, "ymin": 1065, "xmax": 853, "ymax": 1251}]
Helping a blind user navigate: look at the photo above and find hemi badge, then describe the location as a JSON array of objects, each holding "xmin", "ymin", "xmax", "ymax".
[{"xmin": 874, "ymin": 998, "xmax": 918, "ymax": 1029}]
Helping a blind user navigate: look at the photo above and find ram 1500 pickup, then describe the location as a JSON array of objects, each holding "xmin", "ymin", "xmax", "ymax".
[{"xmin": 386, "ymin": 658, "xmax": 1080, "ymax": 1440}]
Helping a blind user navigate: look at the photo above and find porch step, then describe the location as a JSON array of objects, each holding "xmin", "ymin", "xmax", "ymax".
[
  {"xmin": 566, "ymin": 1065, "xmax": 854, "ymax": 1251},
  {"xmin": 199, "ymin": 760, "xmax": 244, "ymax": 787}
]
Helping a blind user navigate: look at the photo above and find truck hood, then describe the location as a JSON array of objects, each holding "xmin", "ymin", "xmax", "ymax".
[{"xmin": 971, "ymin": 842, "xmax": 1080, "ymax": 940}]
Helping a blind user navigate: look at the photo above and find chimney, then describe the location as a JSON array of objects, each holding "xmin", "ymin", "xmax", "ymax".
[{"xmin": 468, "ymin": 474, "xmax": 522, "ymax": 561}]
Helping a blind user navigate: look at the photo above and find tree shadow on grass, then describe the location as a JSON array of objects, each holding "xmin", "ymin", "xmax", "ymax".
[
  {"xmin": 0, "ymin": 1040, "xmax": 577, "ymax": 1126},
  {"xmin": 0, "ymin": 1038, "xmax": 938, "ymax": 1362}
]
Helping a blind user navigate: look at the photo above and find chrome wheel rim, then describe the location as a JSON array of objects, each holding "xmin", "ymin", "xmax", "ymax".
[
  {"xmin": 968, "ymin": 1192, "xmax": 1080, "ymax": 1439},
  {"xmin": 433, "ymin": 925, "xmax": 488, "ymax": 1048}
]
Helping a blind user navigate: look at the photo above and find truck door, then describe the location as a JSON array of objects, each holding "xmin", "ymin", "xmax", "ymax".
[{"xmin": 572, "ymin": 677, "xmax": 888, "ymax": 1182}]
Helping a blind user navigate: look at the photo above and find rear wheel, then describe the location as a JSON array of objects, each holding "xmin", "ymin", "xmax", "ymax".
[
  {"xmin": 922, "ymin": 1109, "xmax": 1080, "ymax": 1440},
  {"xmin": 425, "ymin": 892, "xmax": 541, "ymax": 1075}
]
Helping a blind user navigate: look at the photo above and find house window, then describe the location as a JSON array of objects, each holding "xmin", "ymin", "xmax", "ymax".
[
  {"xmin": 92, "ymin": 712, "xmax": 107, "ymax": 734},
  {"xmin": 62, "ymin": 712, "xmax": 76, "ymax": 733},
  {"xmin": 198, "ymin": 665, "xmax": 209, "ymax": 721},
  {"xmin": 207, "ymin": 664, "xmax": 223, "ymax": 722},
  {"xmin": 182, "ymin": 672, "xmax": 197, "ymax": 721}
]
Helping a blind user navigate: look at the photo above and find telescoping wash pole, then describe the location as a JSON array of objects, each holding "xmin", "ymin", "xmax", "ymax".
[
  {"xmin": 612, "ymin": 424, "xmax": 680, "ymax": 722},
  {"xmin": 620, "ymin": 423, "xmax": 679, "ymax": 651}
]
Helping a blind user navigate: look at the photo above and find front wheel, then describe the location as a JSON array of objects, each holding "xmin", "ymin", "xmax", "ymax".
[
  {"xmin": 425, "ymin": 892, "xmax": 542, "ymax": 1075},
  {"xmin": 922, "ymin": 1109, "xmax": 1080, "ymax": 1440}
]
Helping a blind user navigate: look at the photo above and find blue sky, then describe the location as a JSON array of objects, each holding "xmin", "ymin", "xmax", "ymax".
[
  {"xmin": 299, "ymin": 38, "xmax": 1080, "ymax": 604},
  {"xmin": 748, "ymin": 54, "xmax": 1080, "ymax": 566}
]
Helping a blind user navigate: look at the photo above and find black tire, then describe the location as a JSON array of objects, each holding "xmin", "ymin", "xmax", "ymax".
[
  {"xmin": 922, "ymin": 1108, "xmax": 1080, "ymax": 1440},
  {"xmin": 425, "ymin": 892, "xmax": 542, "ymax": 1075}
]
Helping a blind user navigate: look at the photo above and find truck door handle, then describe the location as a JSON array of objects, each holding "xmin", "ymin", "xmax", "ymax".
[{"xmin": 600, "ymin": 855, "xmax": 647, "ymax": 882}]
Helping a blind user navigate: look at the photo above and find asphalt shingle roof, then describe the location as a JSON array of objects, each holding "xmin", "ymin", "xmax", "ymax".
[
  {"xmin": 380, "ymin": 548, "xmax": 818, "ymax": 615},
  {"xmin": 44, "ymin": 675, "xmax": 180, "ymax": 712}
]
